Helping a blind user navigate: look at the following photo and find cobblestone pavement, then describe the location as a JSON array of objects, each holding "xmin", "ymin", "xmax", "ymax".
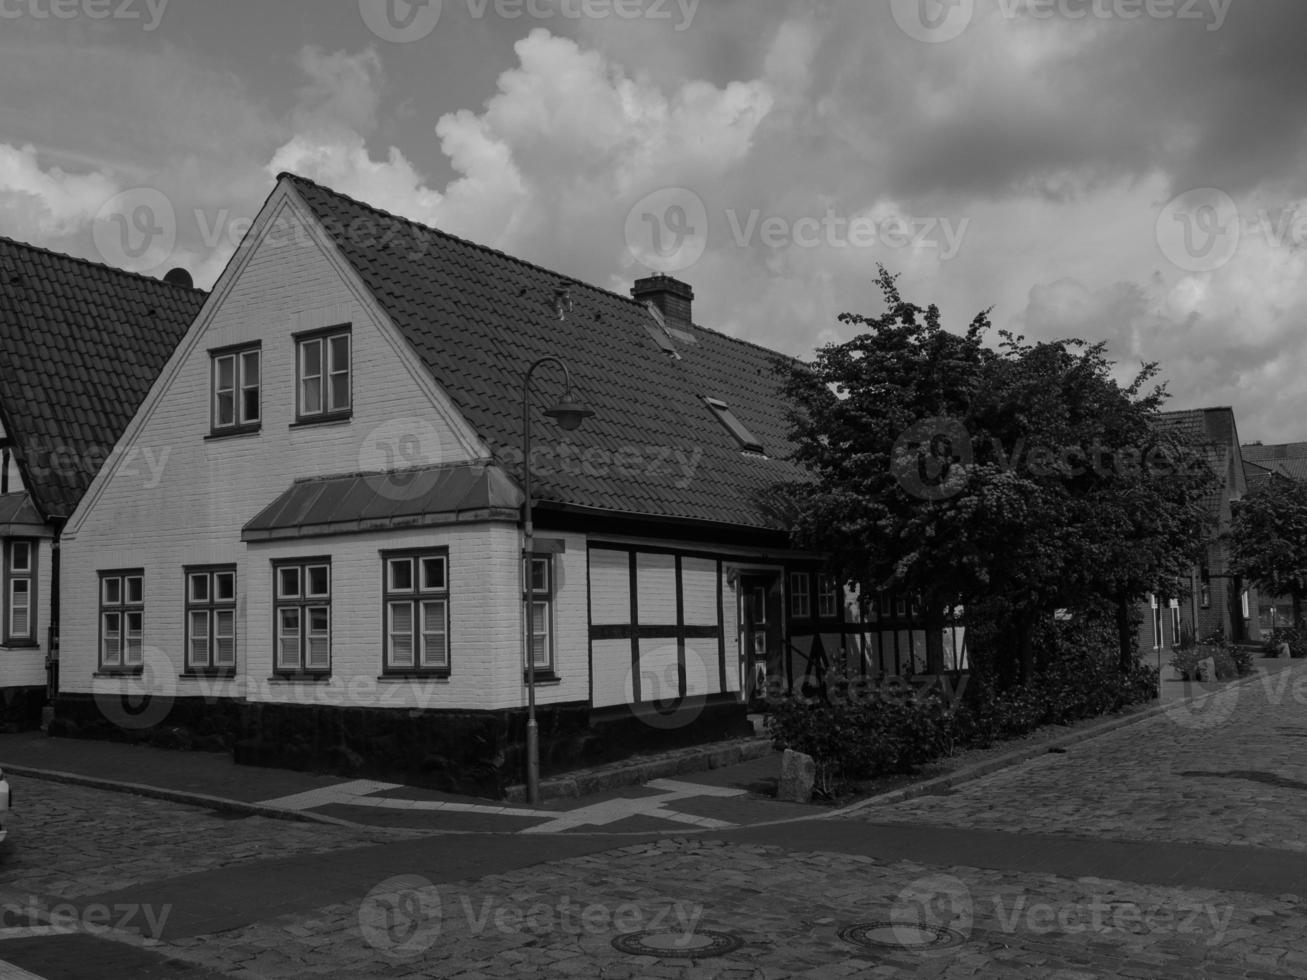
[
  {"xmin": 0, "ymin": 779, "xmax": 416, "ymax": 901},
  {"xmin": 841, "ymin": 664, "xmax": 1307, "ymax": 851},
  {"xmin": 154, "ymin": 838, "xmax": 1307, "ymax": 978}
]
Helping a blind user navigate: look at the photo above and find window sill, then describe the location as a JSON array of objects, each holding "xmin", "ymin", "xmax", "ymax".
[
  {"xmin": 290, "ymin": 412, "xmax": 352, "ymax": 429},
  {"xmin": 268, "ymin": 673, "xmax": 332, "ymax": 683},
  {"xmin": 524, "ymin": 673, "xmax": 561, "ymax": 686},
  {"xmin": 378, "ymin": 672, "xmax": 451, "ymax": 682},
  {"xmin": 95, "ymin": 669, "xmax": 143, "ymax": 677},
  {"xmin": 181, "ymin": 669, "xmax": 237, "ymax": 679},
  {"xmin": 206, "ymin": 425, "xmax": 262, "ymax": 440},
  {"xmin": 2, "ymin": 640, "xmax": 38, "ymax": 649}
]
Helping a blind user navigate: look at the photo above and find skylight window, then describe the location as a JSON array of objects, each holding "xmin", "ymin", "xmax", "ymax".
[{"xmin": 703, "ymin": 397, "xmax": 764, "ymax": 454}]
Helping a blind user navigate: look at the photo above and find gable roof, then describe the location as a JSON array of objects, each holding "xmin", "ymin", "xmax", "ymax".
[
  {"xmin": 0, "ymin": 237, "xmax": 206, "ymax": 520},
  {"xmin": 281, "ymin": 173, "xmax": 806, "ymax": 531}
]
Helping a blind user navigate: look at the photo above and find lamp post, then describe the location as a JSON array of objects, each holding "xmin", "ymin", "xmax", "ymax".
[{"xmin": 522, "ymin": 356, "xmax": 593, "ymax": 804}]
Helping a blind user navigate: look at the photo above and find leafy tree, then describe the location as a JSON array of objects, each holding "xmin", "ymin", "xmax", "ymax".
[
  {"xmin": 1230, "ymin": 474, "xmax": 1307, "ymax": 624},
  {"xmin": 770, "ymin": 268, "xmax": 1216, "ymax": 685}
]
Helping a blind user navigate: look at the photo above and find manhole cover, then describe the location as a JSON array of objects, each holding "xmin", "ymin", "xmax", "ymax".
[
  {"xmin": 611, "ymin": 930, "xmax": 744, "ymax": 958},
  {"xmin": 840, "ymin": 921, "xmax": 968, "ymax": 951}
]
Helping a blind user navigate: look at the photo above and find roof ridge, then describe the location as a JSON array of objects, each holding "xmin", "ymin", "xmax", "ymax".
[
  {"xmin": 0, "ymin": 234, "xmax": 208, "ymax": 295},
  {"xmin": 687, "ymin": 319, "xmax": 804, "ymax": 367}
]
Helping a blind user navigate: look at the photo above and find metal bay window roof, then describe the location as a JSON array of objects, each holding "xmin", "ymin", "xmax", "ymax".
[{"xmin": 242, "ymin": 462, "xmax": 523, "ymax": 541}]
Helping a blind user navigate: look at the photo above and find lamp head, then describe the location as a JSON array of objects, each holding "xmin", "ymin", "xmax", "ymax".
[{"xmin": 544, "ymin": 399, "xmax": 595, "ymax": 432}]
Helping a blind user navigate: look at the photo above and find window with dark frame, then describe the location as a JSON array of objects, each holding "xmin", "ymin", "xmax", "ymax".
[
  {"xmin": 4, "ymin": 539, "xmax": 35, "ymax": 644},
  {"xmin": 211, "ymin": 344, "xmax": 261, "ymax": 433},
  {"xmin": 185, "ymin": 566, "xmax": 237, "ymax": 672},
  {"xmin": 523, "ymin": 555, "xmax": 553, "ymax": 675},
  {"xmin": 789, "ymin": 572, "xmax": 811, "ymax": 618},
  {"xmin": 1169, "ymin": 599, "xmax": 1181, "ymax": 647},
  {"xmin": 100, "ymin": 570, "xmax": 144, "ymax": 670},
  {"xmin": 296, "ymin": 327, "xmax": 351, "ymax": 421},
  {"xmin": 274, "ymin": 559, "xmax": 331, "ymax": 674},
  {"xmin": 383, "ymin": 551, "xmax": 449, "ymax": 674},
  {"xmin": 1200, "ymin": 568, "xmax": 1211, "ymax": 608},
  {"xmin": 817, "ymin": 575, "xmax": 839, "ymax": 618}
]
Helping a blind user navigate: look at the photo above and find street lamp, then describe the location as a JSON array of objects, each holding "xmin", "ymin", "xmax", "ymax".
[{"xmin": 522, "ymin": 356, "xmax": 593, "ymax": 804}]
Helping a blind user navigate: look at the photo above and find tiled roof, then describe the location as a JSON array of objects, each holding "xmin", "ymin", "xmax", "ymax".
[
  {"xmin": 243, "ymin": 462, "xmax": 523, "ymax": 542},
  {"xmin": 1242, "ymin": 442, "xmax": 1307, "ymax": 463},
  {"xmin": 282, "ymin": 173, "xmax": 807, "ymax": 530},
  {"xmin": 0, "ymin": 492, "xmax": 51, "ymax": 535},
  {"xmin": 0, "ymin": 238, "xmax": 206, "ymax": 520}
]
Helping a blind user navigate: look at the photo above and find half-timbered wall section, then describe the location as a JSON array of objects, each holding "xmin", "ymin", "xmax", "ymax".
[
  {"xmin": 587, "ymin": 543, "xmax": 737, "ymax": 712},
  {"xmin": 784, "ymin": 567, "xmax": 967, "ymax": 685}
]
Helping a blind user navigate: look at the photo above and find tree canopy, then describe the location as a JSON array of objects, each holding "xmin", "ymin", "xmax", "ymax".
[
  {"xmin": 769, "ymin": 268, "xmax": 1217, "ymax": 684},
  {"xmin": 1230, "ymin": 474, "xmax": 1307, "ymax": 624}
]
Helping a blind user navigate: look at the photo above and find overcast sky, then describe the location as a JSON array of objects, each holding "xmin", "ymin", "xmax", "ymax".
[{"xmin": 2, "ymin": 0, "xmax": 1304, "ymax": 443}]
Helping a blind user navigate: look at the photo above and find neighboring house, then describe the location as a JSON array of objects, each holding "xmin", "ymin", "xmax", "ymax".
[
  {"xmin": 55, "ymin": 173, "xmax": 959, "ymax": 795},
  {"xmin": 1138, "ymin": 407, "xmax": 1260, "ymax": 657},
  {"xmin": 0, "ymin": 237, "xmax": 204, "ymax": 727}
]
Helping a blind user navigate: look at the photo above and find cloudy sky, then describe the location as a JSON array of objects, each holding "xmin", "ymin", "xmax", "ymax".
[{"xmin": 2, "ymin": 0, "xmax": 1304, "ymax": 443}]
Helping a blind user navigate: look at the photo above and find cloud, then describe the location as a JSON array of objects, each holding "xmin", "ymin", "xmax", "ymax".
[{"xmin": 0, "ymin": 143, "xmax": 118, "ymax": 245}]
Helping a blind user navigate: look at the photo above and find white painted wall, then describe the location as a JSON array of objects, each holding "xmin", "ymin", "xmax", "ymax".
[{"xmin": 0, "ymin": 536, "xmax": 51, "ymax": 689}]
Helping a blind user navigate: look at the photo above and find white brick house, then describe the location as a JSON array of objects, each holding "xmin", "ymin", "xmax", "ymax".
[{"xmin": 56, "ymin": 175, "xmax": 957, "ymax": 795}]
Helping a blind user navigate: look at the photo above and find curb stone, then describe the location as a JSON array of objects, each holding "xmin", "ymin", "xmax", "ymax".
[{"xmin": 825, "ymin": 663, "xmax": 1290, "ymax": 819}]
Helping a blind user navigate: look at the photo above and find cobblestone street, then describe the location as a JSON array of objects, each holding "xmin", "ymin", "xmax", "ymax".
[{"xmin": 2, "ymin": 664, "xmax": 1306, "ymax": 977}]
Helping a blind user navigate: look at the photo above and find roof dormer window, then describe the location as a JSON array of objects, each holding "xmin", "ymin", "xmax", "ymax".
[{"xmin": 703, "ymin": 397, "xmax": 764, "ymax": 454}]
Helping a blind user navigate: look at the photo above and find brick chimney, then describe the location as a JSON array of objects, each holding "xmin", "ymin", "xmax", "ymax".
[{"xmin": 631, "ymin": 275, "xmax": 694, "ymax": 332}]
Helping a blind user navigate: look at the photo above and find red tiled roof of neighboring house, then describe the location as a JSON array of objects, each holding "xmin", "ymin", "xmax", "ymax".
[
  {"xmin": 0, "ymin": 237, "xmax": 206, "ymax": 520},
  {"xmin": 281, "ymin": 173, "xmax": 808, "ymax": 530},
  {"xmin": 1244, "ymin": 457, "xmax": 1277, "ymax": 490}
]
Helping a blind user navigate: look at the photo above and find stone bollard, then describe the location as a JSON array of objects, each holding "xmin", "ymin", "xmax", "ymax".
[
  {"xmin": 1278, "ymin": 641, "xmax": 1291, "ymax": 659},
  {"xmin": 778, "ymin": 748, "xmax": 817, "ymax": 803}
]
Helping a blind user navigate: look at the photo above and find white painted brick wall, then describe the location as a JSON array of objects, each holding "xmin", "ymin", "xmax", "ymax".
[
  {"xmin": 0, "ymin": 537, "xmax": 52, "ymax": 688},
  {"xmin": 59, "ymin": 199, "xmax": 561, "ymax": 711}
]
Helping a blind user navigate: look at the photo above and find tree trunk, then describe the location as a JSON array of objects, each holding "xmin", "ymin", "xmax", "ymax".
[
  {"xmin": 1294, "ymin": 590, "xmax": 1304, "ymax": 628},
  {"xmin": 1016, "ymin": 610, "xmax": 1036, "ymax": 686},
  {"xmin": 1116, "ymin": 593, "xmax": 1134, "ymax": 672}
]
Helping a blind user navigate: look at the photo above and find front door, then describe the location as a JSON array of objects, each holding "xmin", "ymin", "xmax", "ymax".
[{"xmin": 740, "ymin": 573, "xmax": 783, "ymax": 706}]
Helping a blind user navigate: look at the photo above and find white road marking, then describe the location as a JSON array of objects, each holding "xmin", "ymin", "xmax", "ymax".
[{"xmin": 0, "ymin": 955, "xmax": 49, "ymax": 978}]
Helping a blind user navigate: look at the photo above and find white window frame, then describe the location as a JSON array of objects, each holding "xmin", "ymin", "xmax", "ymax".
[
  {"xmin": 274, "ymin": 559, "xmax": 331, "ymax": 674},
  {"xmin": 523, "ymin": 556, "xmax": 553, "ymax": 675},
  {"xmin": 99, "ymin": 570, "xmax": 144, "ymax": 669},
  {"xmin": 5, "ymin": 539, "xmax": 34, "ymax": 643},
  {"xmin": 296, "ymin": 328, "xmax": 351, "ymax": 420},
  {"xmin": 817, "ymin": 575, "xmax": 839, "ymax": 619},
  {"xmin": 211, "ymin": 345, "xmax": 261, "ymax": 431},
  {"xmin": 185, "ymin": 567, "xmax": 237, "ymax": 672},
  {"xmin": 383, "ymin": 552, "xmax": 449, "ymax": 673}
]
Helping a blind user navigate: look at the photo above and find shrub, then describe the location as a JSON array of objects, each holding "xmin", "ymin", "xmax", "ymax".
[
  {"xmin": 1171, "ymin": 643, "xmax": 1243, "ymax": 680},
  {"xmin": 1264, "ymin": 625, "xmax": 1307, "ymax": 658}
]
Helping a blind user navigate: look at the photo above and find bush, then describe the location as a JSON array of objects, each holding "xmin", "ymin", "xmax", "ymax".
[
  {"xmin": 1171, "ymin": 637, "xmax": 1251, "ymax": 679},
  {"xmin": 1264, "ymin": 625, "xmax": 1307, "ymax": 658}
]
